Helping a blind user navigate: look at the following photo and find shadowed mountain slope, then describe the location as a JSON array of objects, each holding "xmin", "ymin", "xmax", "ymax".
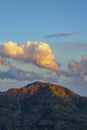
[{"xmin": 0, "ymin": 81, "xmax": 87, "ymax": 130}]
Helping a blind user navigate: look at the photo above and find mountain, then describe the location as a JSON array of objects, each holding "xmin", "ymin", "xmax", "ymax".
[{"xmin": 0, "ymin": 81, "xmax": 87, "ymax": 130}]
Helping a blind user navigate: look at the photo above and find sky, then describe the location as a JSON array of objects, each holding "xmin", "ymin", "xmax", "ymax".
[{"xmin": 0, "ymin": 0, "xmax": 87, "ymax": 96}]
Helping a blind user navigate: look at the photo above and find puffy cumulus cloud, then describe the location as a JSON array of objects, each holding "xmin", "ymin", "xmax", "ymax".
[
  {"xmin": 68, "ymin": 55, "xmax": 87, "ymax": 81},
  {"xmin": 0, "ymin": 41, "xmax": 60, "ymax": 72},
  {"xmin": 0, "ymin": 56, "xmax": 15, "ymax": 68},
  {"xmin": 2, "ymin": 41, "xmax": 23, "ymax": 57}
]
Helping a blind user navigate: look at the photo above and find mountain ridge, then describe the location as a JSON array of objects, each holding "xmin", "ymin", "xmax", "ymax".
[
  {"xmin": 0, "ymin": 81, "xmax": 87, "ymax": 130},
  {"xmin": 6, "ymin": 81, "xmax": 79, "ymax": 97}
]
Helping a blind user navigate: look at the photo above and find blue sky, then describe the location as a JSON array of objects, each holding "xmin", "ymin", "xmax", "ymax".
[
  {"xmin": 0, "ymin": 0, "xmax": 87, "ymax": 42},
  {"xmin": 0, "ymin": 0, "xmax": 87, "ymax": 96}
]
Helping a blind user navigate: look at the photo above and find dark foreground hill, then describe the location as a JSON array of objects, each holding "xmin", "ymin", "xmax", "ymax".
[{"xmin": 0, "ymin": 81, "xmax": 87, "ymax": 130}]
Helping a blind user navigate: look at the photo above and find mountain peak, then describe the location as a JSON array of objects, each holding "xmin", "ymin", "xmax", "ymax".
[
  {"xmin": 0, "ymin": 81, "xmax": 87, "ymax": 130},
  {"xmin": 25, "ymin": 81, "xmax": 79, "ymax": 97},
  {"xmin": 7, "ymin": 81, "xmax": 79, "ymax": 98}
]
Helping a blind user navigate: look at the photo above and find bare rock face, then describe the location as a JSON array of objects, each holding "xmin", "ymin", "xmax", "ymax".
[{"xmin": 0, "ymin": 81, "xmax": 87, "ymax": 130}]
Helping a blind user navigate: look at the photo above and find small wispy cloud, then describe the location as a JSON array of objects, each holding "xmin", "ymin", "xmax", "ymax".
[{"xmin": 45, "ymin": 32, "xmax": 78, "ymax": 39}]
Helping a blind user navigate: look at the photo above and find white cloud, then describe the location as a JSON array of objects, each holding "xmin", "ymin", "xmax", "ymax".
[
  {"xmin": 0, "ymin": 41, "xmax": 61, "ymax": 72},
  {"xmin": 68, "ymin": 55, "xmax": 87, "ymax": 81},
  {"xmin": 0, "ymin": 56, "xmax": 15, "ymax": 68}
]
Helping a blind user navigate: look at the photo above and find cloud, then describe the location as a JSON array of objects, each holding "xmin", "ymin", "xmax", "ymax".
[
  {"xmin": 45, "ymin": 32, "xmax": 78, "ymax": 39},
  {"xmin": 0, "ymin": 42, "xmax": 3, "ymax": 45},
  {"xmin": 0, "ymin": 41, "xmax": 61, "ymax": 72},
  {"xmin": 0, "ymin": 68, "xmax": 29, "ymax": 80},
  {"xmin": 68, "ymin": 55, "xmax": 87, "ymax": 81},
  {"xmin": 0, "ymin": 67, "xmax": 47, "ymax": 81},
  {"xmin": 0, "ymin": 56, "xmax": 15, "ymax": 68},
  {"xmin": 68, "ymin": 59, "xmax": 80, "ymax": 75},
  {"xmin": 61, "ymin": 55, "xmax": 87, "ymax": 85}
]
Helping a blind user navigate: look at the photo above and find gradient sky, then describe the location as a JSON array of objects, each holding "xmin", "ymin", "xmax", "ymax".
[{"xmin": 0, "ymin": 0, "xmax": 87, "ymax": 96}]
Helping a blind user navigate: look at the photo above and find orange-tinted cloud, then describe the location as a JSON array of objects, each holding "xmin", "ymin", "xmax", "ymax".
[{"xmin": 0, "ymin": 41, "xmax": 61, "ymax": 72}]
